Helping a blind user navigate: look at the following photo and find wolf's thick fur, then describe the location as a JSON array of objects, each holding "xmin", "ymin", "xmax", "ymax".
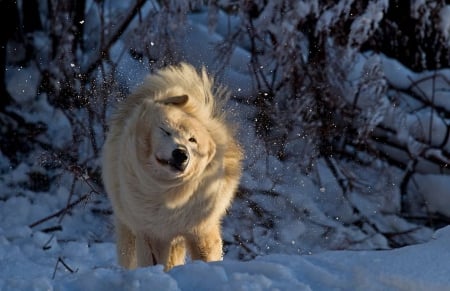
[{"xmin": 102, "ymin": 63, "xmax": 243, "ymax": 271}]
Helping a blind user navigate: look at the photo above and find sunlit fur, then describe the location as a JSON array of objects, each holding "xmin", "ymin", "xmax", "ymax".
[{"xmin": 102, "ymin": 63, "xmax": 243, "ymax": 271}]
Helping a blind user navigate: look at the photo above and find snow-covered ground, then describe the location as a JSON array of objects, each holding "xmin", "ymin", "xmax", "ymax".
[{"xmin": 1, "ymin": 191, "xmax": 450, "ymax": 291}]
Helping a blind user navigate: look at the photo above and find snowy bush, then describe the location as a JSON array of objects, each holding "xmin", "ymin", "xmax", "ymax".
[
  {"xmin": 366, "ymin": 0, "xmax": 450, "ymax": 71},
  {"xmin": 210, "ymin": 0, "xmax": 450, "ymax": 258}
]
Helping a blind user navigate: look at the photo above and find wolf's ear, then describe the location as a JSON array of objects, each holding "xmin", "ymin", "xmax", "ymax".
[
  {"xmin": 206, "ymin": 138, "xmax": 217, "ymax": 165},
  {"xmin": 159, "ymin": 94, "xmax": 188, "ymax": 106}
]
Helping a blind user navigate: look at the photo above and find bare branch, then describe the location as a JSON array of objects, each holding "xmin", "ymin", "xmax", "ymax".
[
  {"xmin": 83, "ymin": 0, "xmax": 147, "ymax": 77},
  {"xmin": 29, "ymin": 193, "xmax": 91, "ymax": 229},
  {"xmin": 52, "ymin": 257, "xmax": 78, "ymax": 280}
]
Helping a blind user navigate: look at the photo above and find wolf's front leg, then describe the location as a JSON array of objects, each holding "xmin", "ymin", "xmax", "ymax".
[
  {"xmin": 186, "ymin": 224, "xmax": 223, "ymax": 262},
  {"xmin": 136, "ymin": 234, "xmax": 158, "ymax": 267},
  {"xmin": 115, "ymin": 219, "xmax": 137, "ymax": 269},
  {"xmin": 136, "ymin": 235, "xmax": 186, "ymax": 271},
  {"xmin": 166, "ymin": 236, "xmax": 187, "ymax": 270},
  {"xmin": 135, "ymin": 235, "xmax": 172, "ymax": 270}
]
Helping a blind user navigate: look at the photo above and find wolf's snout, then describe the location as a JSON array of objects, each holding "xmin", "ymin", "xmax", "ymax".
[{"xmin": 170, "ymin": 147, "xmax": 189, "ymax": 171}]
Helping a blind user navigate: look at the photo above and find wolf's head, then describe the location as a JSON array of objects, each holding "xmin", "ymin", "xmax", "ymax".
[{"xmin": 132, "ymin": 98, "xmax": 217, "ymax": 186}]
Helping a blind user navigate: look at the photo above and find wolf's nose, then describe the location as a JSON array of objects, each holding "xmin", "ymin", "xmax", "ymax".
[{"xmin": 171, "ymin": 148, "xmax": 189, "ymax": 171}]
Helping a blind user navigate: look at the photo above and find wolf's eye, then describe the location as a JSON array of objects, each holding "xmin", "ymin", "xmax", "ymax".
[
  {"xmin": 159, "ymin": 127, "xmax": 171, "ymax": 136},
  {"xmin": 189, "ymin": 137, "xmax": 197, "ymax": 143}
]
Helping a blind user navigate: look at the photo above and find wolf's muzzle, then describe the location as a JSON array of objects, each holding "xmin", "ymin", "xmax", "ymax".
[{"xmin": 170, "ymin": 147, "xmax": 189, "ymax": 171}]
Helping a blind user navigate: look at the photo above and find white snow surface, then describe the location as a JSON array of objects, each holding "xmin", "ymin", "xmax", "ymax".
[{"xmin": 1, "ymin": 208, "xmax": 450, "ymax": 291}]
